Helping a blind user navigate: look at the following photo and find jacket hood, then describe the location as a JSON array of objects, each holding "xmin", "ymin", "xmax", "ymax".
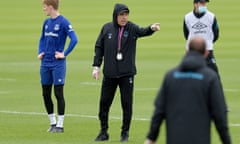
[
  {"xmin": 179, "ymin": 51, "xmax": 206, "ymax": 71},
  {"xmin": 112, "ymin": 3, "xmax": 129, "ymax": 27}
]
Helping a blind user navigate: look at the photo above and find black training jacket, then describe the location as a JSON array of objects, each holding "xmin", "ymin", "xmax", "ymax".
[
  {"xmin": 93, "ymin": 3, "xmax": 154, "ymax": 78},
  {"xmin": 147, "ymin": 52, "xmax": 231, "ymax": 144}
]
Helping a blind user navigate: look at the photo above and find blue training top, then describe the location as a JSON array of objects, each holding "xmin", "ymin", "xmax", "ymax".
[{"xmin": 38, "ymin": 15, "xmax": 78, "ymax": 67}]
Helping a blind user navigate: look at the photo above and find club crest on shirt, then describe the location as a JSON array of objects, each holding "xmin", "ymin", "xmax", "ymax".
[
  {"xmin": 123, "ymin": 31, "xmax": 129, "ymax": 38},
  {"xmin": 54, "ymin": 24, "xmax": 60, "ymax": 31}
]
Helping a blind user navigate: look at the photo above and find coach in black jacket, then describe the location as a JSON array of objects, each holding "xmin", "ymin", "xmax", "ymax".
[
  {"xmin": 145, "ymin": 36, "xmax": 231, "ymax": 144},
  {"xmin": 92, "ymin": 3, "xmax": 160, "ymax": 142}
]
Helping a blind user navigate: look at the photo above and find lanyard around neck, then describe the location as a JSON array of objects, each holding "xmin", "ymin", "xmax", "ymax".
[{"xmin": 118, "ymin": 27, "xmax": 124, "ymax": 52}]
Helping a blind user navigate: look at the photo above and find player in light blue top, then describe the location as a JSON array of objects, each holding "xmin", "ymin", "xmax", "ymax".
[{"xmin": 38, "ymin": 0, "xmax": 78, "ymax": 133}]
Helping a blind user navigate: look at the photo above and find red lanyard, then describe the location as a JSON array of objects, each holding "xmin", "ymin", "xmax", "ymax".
[{"xmin": 118, "ymin": 27, "xmax": 124, "ymax": 52}]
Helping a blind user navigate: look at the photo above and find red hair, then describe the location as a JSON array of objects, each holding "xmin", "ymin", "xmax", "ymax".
[{"xmin": 42, "ymin": 0, "xmax": 59, "ymax": 10}]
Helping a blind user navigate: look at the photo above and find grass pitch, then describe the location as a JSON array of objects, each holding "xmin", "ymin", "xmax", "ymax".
[{"xmin": 0, "ymin": 0, "xmax": 239, "ymax": 143}]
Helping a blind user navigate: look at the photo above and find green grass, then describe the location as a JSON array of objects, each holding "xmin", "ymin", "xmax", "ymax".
[{"xmin": 0, "ymin": 0, "xmax": 239, "ymax": 143}]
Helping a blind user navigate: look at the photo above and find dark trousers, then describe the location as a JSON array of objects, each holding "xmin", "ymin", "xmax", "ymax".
[
  {"xmin": 98, "ymin": 76, "xmax": 134, "ymax": 133},
  {"xmin": 206, "ymin": 50, "xmax": 220, "ymax": 78},
  {"xmin": 42, "ymin": 85, "xmax": 65, "ymax": 115}
]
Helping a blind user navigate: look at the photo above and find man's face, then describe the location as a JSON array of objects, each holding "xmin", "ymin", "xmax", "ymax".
[
  {"xmin": 43, "ymin": 4, "xmax": 52, "ymax": 16},
  {"xmin": 194, "ymin": 2, "xmax": 207, "ymax": 13},
  {"xmin": 117, "ymin": 12, "xmax": 129, "ymax": 27}
]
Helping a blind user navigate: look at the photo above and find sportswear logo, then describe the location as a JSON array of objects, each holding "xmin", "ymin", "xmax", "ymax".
[
  {"xmin": 129, "ymin": 77, "xmax": 133, "ymax": 84},
  {"xmin": 68, "ymin": 25, "xmax": 74, "ymax": 32},
  {"xmin": 192, "ymin": 22, "xmax": 207, "ymax": 30},
  {"xmin": 108, "ymin": 33, "xmax": 112, "ymax": 39}
]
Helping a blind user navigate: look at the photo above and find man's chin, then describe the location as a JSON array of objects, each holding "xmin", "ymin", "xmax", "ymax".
[{"xmin": 120, "ymin": 23, "xmax": 127, "ymax": 27}]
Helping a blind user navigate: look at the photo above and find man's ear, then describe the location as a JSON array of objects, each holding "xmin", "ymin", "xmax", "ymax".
[{"xmin": 204, "ymin": 50, "xmax": 209, "ymax": 58}]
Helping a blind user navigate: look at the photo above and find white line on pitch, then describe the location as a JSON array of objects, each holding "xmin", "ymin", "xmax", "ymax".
[
  {"xmin": 0, "ymin": 78, "xmax": 16, "ymax": 81},
  {"xmin": 0, "ymin": 110, "xmax": 145, "ymax": 121},
  {"xmin": 79, "ymin": 82, "xmax": 239, "ymax": 92},
  {"xmin": 0, "ymin": 110, "xmax": 239, "ymax": 127}
]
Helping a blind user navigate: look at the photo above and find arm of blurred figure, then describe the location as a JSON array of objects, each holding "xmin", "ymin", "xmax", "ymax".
[
  {"xmin": 146, "ymin": 77, "xmax": 167, "ymax": 142},
  {"xmin": 209, "ymin": 75, "xmax": 231, "ymax": 144}
]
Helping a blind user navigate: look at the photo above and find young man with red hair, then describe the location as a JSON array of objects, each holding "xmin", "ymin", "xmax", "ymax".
[{"xmin": 38, "ymin": 0, "xmax": 78, "ymax": 133}]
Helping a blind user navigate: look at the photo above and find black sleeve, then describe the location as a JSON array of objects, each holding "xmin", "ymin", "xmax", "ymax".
[
  {"xmin": 183, "ymin": 19, "xmax": 189, "ymax": 40},
  {"xmin": 212, "ymin": 17, "xmax": 219, "ymax": 43},
  {"xmin": 133, "ymin": 23, "xmax": 155, "ymax": 38},
  {"xmin": 146, "ymin": 77, "xmax": 167, "ymax": 141},
  {"xmin": 209, "ymin": 76, "xmax": 231, "ymax": 144},
  {"xmin": 92, "ymin": 27, "xmax": 104, "ymax": 67}
]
